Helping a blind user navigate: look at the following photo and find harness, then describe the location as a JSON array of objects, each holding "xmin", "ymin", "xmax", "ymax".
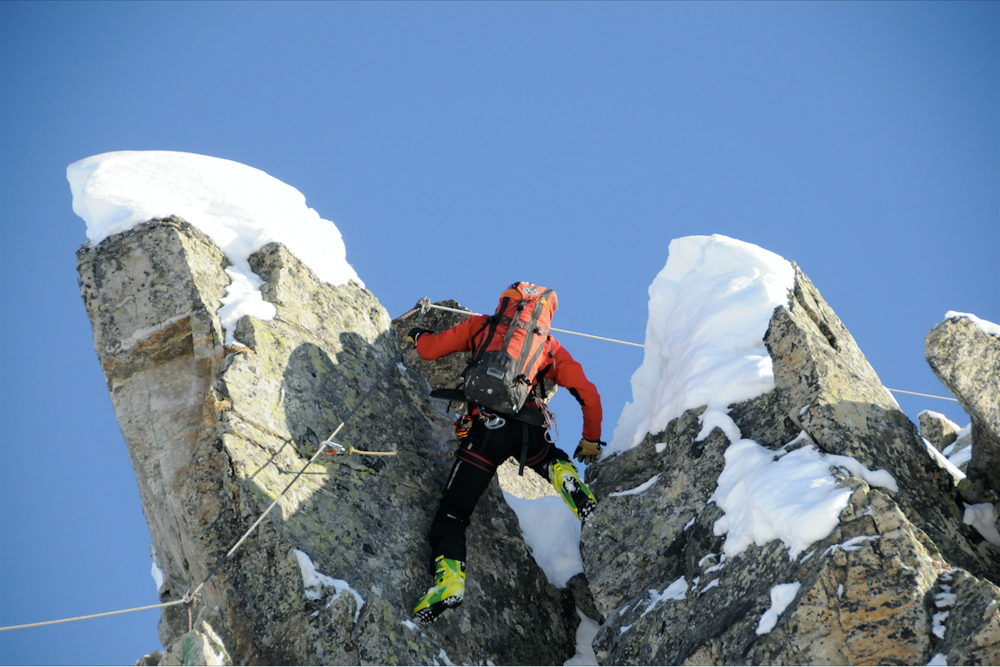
[{"xmin": 429, "ymin": 388, "xmax": 557, "ymax": 475}]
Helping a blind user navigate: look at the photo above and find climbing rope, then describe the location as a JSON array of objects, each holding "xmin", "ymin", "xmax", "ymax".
[
  {"xmin": 0, "ymin": 600, "xmax": 187, "ymax": 633},
  {"xmin": 884, "ymin": 387, "xmax": 959, "ymax": 403},
  {"xmin": 422, "ymin": 302, "xmax": 961, "ymax": 403},
  {"xmin": 320, "ymin": 443, "xmax": 422, "ymax": 457}
]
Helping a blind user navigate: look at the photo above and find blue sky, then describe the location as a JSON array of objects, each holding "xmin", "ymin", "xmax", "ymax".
[{"xmin": 1, "ymin": 2, "xmax": 996, "ymax": 664}]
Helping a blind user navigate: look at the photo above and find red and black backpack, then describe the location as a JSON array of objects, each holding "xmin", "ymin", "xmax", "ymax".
[{"xmin": 463, "ymin": 282, "xmax": 558, "ymax": 414}]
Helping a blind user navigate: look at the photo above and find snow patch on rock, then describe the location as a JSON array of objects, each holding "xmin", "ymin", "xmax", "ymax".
[
  {"xmin": 640, "ymin": 577, "xmax": 688, "ymax": 617},
  {"xmin": 962, "ymin": 503, "xmax": 1000, "ymax": 547},
  {"xmin": 150, "ymin": 544, "xmax": 165, "ymax": 593},
  {"xmin": 563, "ymin": 609, "xmax": 600, "ymax": 666},
  {"xmin": 609, "ymin": 474, "xmax": 661, "ymax": 498},
  {"xmin": 293, "ymin": 549, "xmax": 365, "ymax": 622},
  {"xmin": 945, "ymin": 311, "xmax": 1000, "ymax": 337},
  {"xmin": 710, "ymin": 435, "xmax": 896, "ymax": 559},
  {"xmin": 922, "ymin": 438, "xmax": 967, "ymax": 482},
  {"xmin": 502, "ymin": 492, "xmax": 583, "ymax": 587},
  {"xmin": 756, "ymin": 582, "xmax": 801, "ymax": 634}
]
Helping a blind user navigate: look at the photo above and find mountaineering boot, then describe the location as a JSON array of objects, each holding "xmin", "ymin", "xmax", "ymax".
[
  {"xmin": 413, "ymin": 556, "xmax": 466, "ymax": 623},
  {"xmin": 549, "ymin": 459, "xmax": 598, "ymax": 521}
]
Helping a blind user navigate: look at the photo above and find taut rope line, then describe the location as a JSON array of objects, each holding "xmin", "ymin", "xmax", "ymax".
[
  {"xmin": 883, "ymin": 387, "xmax": 959, "ymax": 403},
  {"xmin": 0, "ymin": 600, "xmax": 187, "ymax": 633},
  {"xmin": 421, "ymin": 302, "xmax": 960, "ymax": 403}
]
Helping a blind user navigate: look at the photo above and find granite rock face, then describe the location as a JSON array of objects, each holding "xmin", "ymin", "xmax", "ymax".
[
  {"xmin": 926, "ymin": 315, "xmax": 1000, "ymax": 504},
  {"xmin": 581, "ymin": 264, "xmax": 999, "ymax": 665},
  {"xmin": 78, "ymin": 217, "xmax": 574, "ymax": 665},
  {"xmin": 766, "ymin": 267, "xmax": 997, "ymax": 583},
  {"xmin": 920, "ymin": 411, "xmax": 962, "ymax": 451}
]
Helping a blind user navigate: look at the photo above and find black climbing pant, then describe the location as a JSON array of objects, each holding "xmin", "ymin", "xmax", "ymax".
[{"xmin": 429, "ymin": 413, "xmax": 570, "ymax": 566}]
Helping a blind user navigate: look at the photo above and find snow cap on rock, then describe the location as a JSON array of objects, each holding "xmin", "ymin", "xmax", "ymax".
[
  {"xmin": 68, "ymin": 151, "xmax": 361, "ymax": 344},
  {"xmin": 609, "ymin": 234, "xmax": 794, "ymax": 454}
]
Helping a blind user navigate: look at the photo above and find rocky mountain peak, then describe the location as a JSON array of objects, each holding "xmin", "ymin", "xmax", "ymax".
[
  {"xmin": 78, "ymin": 217, "xmax": 577, "ymax": 665},
  {"xmin": 77, "ymin": 218, "xmax": 999, "ymax": 665}
]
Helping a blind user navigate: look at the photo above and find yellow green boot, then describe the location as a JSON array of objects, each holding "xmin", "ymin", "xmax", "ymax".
[
  {"xmin": 549, "ymin": 459, "xmax": 598, "ymax": 521},
  {"xmin": 413, "ymin": 556, "xmax": 465, "ymax": 623}
]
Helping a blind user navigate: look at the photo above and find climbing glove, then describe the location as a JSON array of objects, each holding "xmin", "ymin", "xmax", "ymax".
[
  {"xmin": 574, "ymin": 438, "xmax": 605, "ymax": 465},
  {"xmin": 406, "ymin": 328, "xmax": 432, "ymax": 347}
]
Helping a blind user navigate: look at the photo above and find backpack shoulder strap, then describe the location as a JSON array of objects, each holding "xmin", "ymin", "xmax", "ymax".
[{"xmin": 469, "ymin": 301, "xmax": 507, "ymax": 364}]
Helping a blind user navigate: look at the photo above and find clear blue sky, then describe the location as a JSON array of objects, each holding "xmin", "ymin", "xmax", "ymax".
[{"xmin": 1, "ymin": 2, "xmax": 996, "ymax": 664}]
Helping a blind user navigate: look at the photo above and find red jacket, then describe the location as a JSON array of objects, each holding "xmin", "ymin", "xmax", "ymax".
[{"xmin": 415, "ymin": 315, "xmax": 603, "ymax": 442}]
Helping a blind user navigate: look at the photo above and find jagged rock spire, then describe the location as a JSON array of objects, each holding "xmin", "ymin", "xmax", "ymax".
[{"xmin": 78, "ymin": 217, "xmax": 576, "ymax": 665}]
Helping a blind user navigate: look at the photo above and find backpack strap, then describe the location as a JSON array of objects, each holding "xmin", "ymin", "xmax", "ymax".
[
  {"xmin": 429, "ymin": 388, "xmax": 467, "ymax": 402},
  {"xmin": 469, "ymin": 298, "xmax": 509, "ymax": 364},
  {"xmin": 464, "ymin": 311, "xmax": 501, "ymax": 379},
  {"xmin": 518, "ymin": 422, "xmax": 530, "ymax": 476},
  {"xmin": 514, "ymin": 289, "xmax": 553, "ymax": 380},
  {"xmin": 531, "ymin": 349, "xmax": 554, "ymax": 399},
  {"xmin": 499, "ymin": 298, "xmax": 527, "ymax": 355}
]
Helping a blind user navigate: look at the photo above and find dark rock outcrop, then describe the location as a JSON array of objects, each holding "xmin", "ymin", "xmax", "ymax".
[
  {"xmin": 78, "ymin": 217, "xmax": 574, "ymax": 665},
  {"xmin": 926, "ymin": 315, "xmax": 1000, "ymax": 503},
  {"xmin": 920, "ymin": 411, "xmax": 962, "ymax": 451}
]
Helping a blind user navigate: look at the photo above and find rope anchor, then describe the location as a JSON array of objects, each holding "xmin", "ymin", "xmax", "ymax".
[{"xmin": 321, "ymin": 440, "xmax": 346, "ymax": 455}]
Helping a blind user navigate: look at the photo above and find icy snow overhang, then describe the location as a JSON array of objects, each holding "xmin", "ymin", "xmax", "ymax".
[
  {"xmin": 608, "ymin": 234, "xmax": 795, "ymax": 455},
  {"xmin": 67, "ymin": 150, "xmax": 361, "ymax": 344}
]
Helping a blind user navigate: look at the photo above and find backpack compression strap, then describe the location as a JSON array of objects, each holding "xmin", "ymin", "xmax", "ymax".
[{"xmin": 515, "ymin": 289, "xmax": 553, "ymax": 381}]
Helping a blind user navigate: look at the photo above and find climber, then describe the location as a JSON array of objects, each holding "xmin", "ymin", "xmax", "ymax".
[{"xmin": 407, "ymin": 282, "xmax": 604, "ymax": 624}]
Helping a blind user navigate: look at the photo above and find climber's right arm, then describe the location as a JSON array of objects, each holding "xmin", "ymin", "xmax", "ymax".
[{"xmin": 414, "ymin": 315, "xmax": 490, "ymax": 361}]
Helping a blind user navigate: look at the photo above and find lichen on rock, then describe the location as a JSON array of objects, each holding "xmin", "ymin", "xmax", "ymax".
[{"xmin": 926, "ymin": 314, "xmax": 1000, "ymax": 505}]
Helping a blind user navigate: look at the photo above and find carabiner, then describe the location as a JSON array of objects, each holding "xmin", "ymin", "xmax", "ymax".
[{"xmin": 484, "ymin": 413, "xmax": 506, "ymax": 430}]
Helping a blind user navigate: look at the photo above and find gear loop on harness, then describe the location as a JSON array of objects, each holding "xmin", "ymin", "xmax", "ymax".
[{"xmin": 530, "ymin": 397, "xmax": 559, "ymax": 443}]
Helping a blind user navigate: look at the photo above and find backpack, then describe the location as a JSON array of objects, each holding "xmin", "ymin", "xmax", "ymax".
[{"xmin": 463, "ymin": 282, "xmax": 558, "ymax": 414}]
